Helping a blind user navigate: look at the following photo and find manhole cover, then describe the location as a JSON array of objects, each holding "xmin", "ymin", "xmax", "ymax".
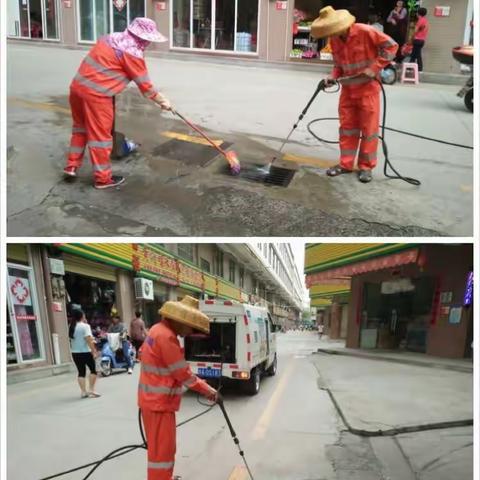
[{"xmin": 153, "ymin": 138, "xmax": 232, "ymax": 167}]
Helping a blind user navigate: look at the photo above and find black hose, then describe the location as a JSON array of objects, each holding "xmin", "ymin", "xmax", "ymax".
[
  {"xmin": 40, "ymin": 361, "xmax": 224, "ymax": 480},
  {"xmin": 306, "ymin": 80, "xmax": 473, "ymax": 186}
]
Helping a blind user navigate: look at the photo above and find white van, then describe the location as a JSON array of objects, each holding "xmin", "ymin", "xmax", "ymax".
[{"xmin": 185, "ymin": 299, "xmax": 279, "ymax": 395}]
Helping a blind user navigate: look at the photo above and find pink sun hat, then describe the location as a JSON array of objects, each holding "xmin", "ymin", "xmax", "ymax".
[{"xmin": 128, "ymin": 17, "xmax": 167, "ymax": 42}]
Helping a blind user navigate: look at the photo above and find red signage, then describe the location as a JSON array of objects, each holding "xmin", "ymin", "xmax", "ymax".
[
  {"xmin": 276, "ymin": 1, "xmax": 287, "ymax": 10},
  {"xmin": 16, "ymin": 315, "xmax": 37, "ymax": 321},
  {"xmin": 155, "ymin": 1, "xmax": 167, "ymax": 11}
]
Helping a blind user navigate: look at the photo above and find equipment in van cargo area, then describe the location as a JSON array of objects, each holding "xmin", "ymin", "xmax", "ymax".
[{"xmin": 185, "ymin": 322, "xmax": 236, "ymax": 364}]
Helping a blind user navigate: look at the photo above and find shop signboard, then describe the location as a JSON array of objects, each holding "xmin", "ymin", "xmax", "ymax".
[
  {"xmin": 132, "ymin": 245, "xmax": 179, "ymax": 284},
  {"xmin": 178, "ymin": 263, "xmax": 203, "ymax": 290},
  {"xmin": 463, "ymin": 271, "xmax": 473, "ymax": 306},
  {"xmin": 9, "ymin": 276, "xmax": 33, "ymax": 306}
]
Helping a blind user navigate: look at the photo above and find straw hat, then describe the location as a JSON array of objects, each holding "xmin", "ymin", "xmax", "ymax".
[
  {"xmin": 159, "ymin": 296, "xmax": 210, "ymax": 334},
  {"xmin": 128, "ymin": 17, "xmax": 167, "ymax": 43},
  {"xmin": 311, "ymin": 6, "xmax": 355, "ymax": 39}
]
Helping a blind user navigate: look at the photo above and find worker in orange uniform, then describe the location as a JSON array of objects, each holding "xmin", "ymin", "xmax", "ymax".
[
  {"xmin": 138, "ymin": 296, "xmax": 219, "ymax": 480},
  {"xmin": 311, "ymin": 7, "xmax": 398, "ymax": 183},
  {"xmin": 64, "ymin": 18, "xmax": 172, "ymax": 189}
]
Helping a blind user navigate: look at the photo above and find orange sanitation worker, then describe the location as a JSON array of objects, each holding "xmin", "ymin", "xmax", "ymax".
[
  {"xmin": 138, "ymin": 296, "xmax": 218, "ymax": 480},
  {"xmin": 64, "ymin": 18, "xmax": 172, "ymax": 189},
  {"xmin": 312, "ymin": 7, "xmax": 398, "ymax": 183}
]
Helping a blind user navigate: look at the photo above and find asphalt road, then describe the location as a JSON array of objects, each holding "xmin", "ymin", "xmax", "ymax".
[
  {"xmin": 7, "ymin": 332, "xmax": 472, "ymax": 480},
  {"xmin": 7, "ymin": 43, "xmax": 473, "ymax": 236}
]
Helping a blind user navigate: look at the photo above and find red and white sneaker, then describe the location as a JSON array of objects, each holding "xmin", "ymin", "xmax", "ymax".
[
  {"xmin": 94, "ymin": 175, "xmax": 126, "ymax": 190},
  {"xmin": 63, "ymin": 166, "xmax": 78, "ymax": 178}
]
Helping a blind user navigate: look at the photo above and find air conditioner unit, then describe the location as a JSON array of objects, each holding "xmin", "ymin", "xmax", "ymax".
[{"xmin": 134, "ymin": 278, "xmax": 154, "ymax": 301}]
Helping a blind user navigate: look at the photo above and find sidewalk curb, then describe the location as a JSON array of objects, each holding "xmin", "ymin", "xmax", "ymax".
[
  {"xmin": 8, "ymin": 39, "xmax": 467, "ymax": 86},
  {"xmin": 316, "ymin": 348, "xmax": 473, "ymax": 373},
  {"xmin": 322, "ymin": 386, "xmax": 473, "ymax": 438}
]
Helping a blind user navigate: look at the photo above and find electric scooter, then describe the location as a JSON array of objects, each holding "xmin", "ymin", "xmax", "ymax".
[
  {"xmin": 452, "ymin": 45, "xmax": 474, "ymax": 112},
  {"xmin": 97, "ymin": 333, "xmax": 135, "ymax": 377}
]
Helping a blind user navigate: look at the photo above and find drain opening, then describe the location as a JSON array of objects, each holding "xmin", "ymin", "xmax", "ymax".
[{"xmin": 228, "ymin": 162, "xmax": 298, "ymax": 187}]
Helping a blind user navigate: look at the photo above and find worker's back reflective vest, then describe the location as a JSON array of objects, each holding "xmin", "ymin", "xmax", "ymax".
[
  {"xmin": 70, "ymin": 38, "xmax": 157, "ymax": 100},
  {"xmin": 138, "ymin": 320, "xmax": 214, "ymax": 412},
  {"xmin": 330, "ymin": 23, "xmax": 398, "ymax": 97}
]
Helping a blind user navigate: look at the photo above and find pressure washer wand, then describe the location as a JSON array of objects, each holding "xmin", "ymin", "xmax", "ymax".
[
  {"xmin": 276, "ymin": 79, "xmax": 328, "ymax": 156},
  {"xmin": 217, "ymin": 398, "xmax": 255, "ymax": 480}
]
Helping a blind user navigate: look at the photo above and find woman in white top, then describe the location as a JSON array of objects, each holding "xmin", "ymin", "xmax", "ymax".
[{"xmin": 69, "ymin": 309, "xmax": 100, "ymax": 398}]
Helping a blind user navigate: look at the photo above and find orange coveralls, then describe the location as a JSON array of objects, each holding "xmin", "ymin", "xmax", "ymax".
[
  {"xmin": 330, "ymin": 24, "xmax": 398, "ymax": 171},
  {"xmin": 138, "ymin": 320, "xmax": 215, "ymax": 480},
  {"xmin": 66, "ymin": 40, "xmax": 158, "ymax": 184}
]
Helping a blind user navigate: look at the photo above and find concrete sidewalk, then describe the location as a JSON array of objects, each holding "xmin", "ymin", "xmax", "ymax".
[
  {"xmin": 310, "ymin": 352, "xmax": 473, "ymax": 432},
  {"xmin": 317, "ymin": 346, "xmax": 473, "ymax": 373}
]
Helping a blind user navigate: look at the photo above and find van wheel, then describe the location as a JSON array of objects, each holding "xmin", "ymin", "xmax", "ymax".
[
  {"xmin": 245, "ymin": 367, "xmax": 261, "ymax": 395},
  {"xmin": 266, "ymin": 355, "xmax": 277, "ymax": 376}
]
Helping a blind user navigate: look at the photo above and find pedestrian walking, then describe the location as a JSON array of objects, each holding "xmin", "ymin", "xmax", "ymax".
[
  {"xmin": 108, "ymin": 315, "xmax": 134, "ymax": 374},
  {"xmin": 409, "ymin": 8, "xmax": 429, "ymax": 72},
  {"xmin": 138, "ymin": 296, "xmax": 218, "ymax": 480},
  {"xmin": 63, "ymin": 17, "xmax": 172, "ymax": 189},
  {"xmin": 69, "ymin": 309, "xmax": 101, "ymax": 398},
  {"xmin": 318, "ymin": 323, "xmax": 324, "ymax": 339},
  {"xmin": 312, "ymin": 6, "xmax": 398, "ymax": 183},
  {"xmin": 130, "ymin": 310, "xmax": 148, "ymax": 361}
]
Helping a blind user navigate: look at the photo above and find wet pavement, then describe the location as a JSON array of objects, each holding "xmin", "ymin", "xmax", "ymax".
[{"xmin": 7, "ymin": 43, "xmax": 473, "ymax": 236}]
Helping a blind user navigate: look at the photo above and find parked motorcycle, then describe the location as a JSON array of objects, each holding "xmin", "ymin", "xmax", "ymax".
[
  {"xmin": 96, "ymin": 333, "xmax": 135, "ymax": 377},
  {"xmin": 452, "ymin": 45, "xmax": 474, "ymax": 112}
]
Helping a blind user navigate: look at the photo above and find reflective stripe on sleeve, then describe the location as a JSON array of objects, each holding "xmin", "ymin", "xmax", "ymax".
[
  {"xmin": 133, "ymin": 74, "xmax": 151, "ymax": 85},
  {"xmin": 379, "ymin": 39, "xmax": 397, "ymax": 48},
  {"xmin": 183, "ymin": 376, "xmax": 197, "ymax": 387}
]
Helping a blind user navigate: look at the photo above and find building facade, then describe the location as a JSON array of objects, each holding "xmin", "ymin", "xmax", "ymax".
[
  {"xmin": 7, "ymin": 0, "xmax": 473, "ymax": 74},
  {"xmin": 305, "ymin": 244, "xmax": 473, "ymax": 359},
  {"xmin": 6, "ymin": 242, "xmax": 304, "ymax": 383}
]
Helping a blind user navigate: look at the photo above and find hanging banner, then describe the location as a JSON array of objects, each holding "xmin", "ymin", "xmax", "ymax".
[
  {"xmin": 9, "ymin": 276, "xmax": 33, "ymax": 306},
  {"xmin": 113, "ymin": 0, "xmax": 127, "ymax": 12}
]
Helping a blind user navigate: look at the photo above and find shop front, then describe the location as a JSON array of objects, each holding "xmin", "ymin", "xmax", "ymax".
[
  {"xmin": 78, "ymin": 0, "xmax": 146, "ymax": 42},
  {"xmin": 171, "ymin": 0, "xmax": 260, "ymax": 53},
  {"xmin": 306, "ymin": 244, "xmax": 473, "ymax": 358},
  {"xmin": 7, "ymin": 261, "xmax": 47, "ymax": 366},
  {"xmin": 7, "ymin": 0, "xmax": 60, "ymax": 39}
]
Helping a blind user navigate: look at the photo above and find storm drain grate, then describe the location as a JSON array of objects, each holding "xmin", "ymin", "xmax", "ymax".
[
  {"xmin": 229, "ymin": 160, "xmax": 298, "ymax": 187},
  {"xmin": 153, "ymin": 139, "xmax": 232, "ymax": 167}
]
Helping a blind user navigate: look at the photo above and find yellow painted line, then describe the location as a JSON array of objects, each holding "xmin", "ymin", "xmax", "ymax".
[
  {"xmin": 228, "ymin": 466, "xmax": 249, "ymax": 480},
  {"xmin": 282, "ymin": 152, "xmax": 336, "ymax": 169},
  {"xmin": 251, "ymin": 360, "xmax": 295, "ymax": 440},
  {"xmin": 9, "ymin": 97, "xmax": 71, "ymax": 114},
  {"xmin": 161, "ymin": 130, "xmax": 223, "ymax": 147}
]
